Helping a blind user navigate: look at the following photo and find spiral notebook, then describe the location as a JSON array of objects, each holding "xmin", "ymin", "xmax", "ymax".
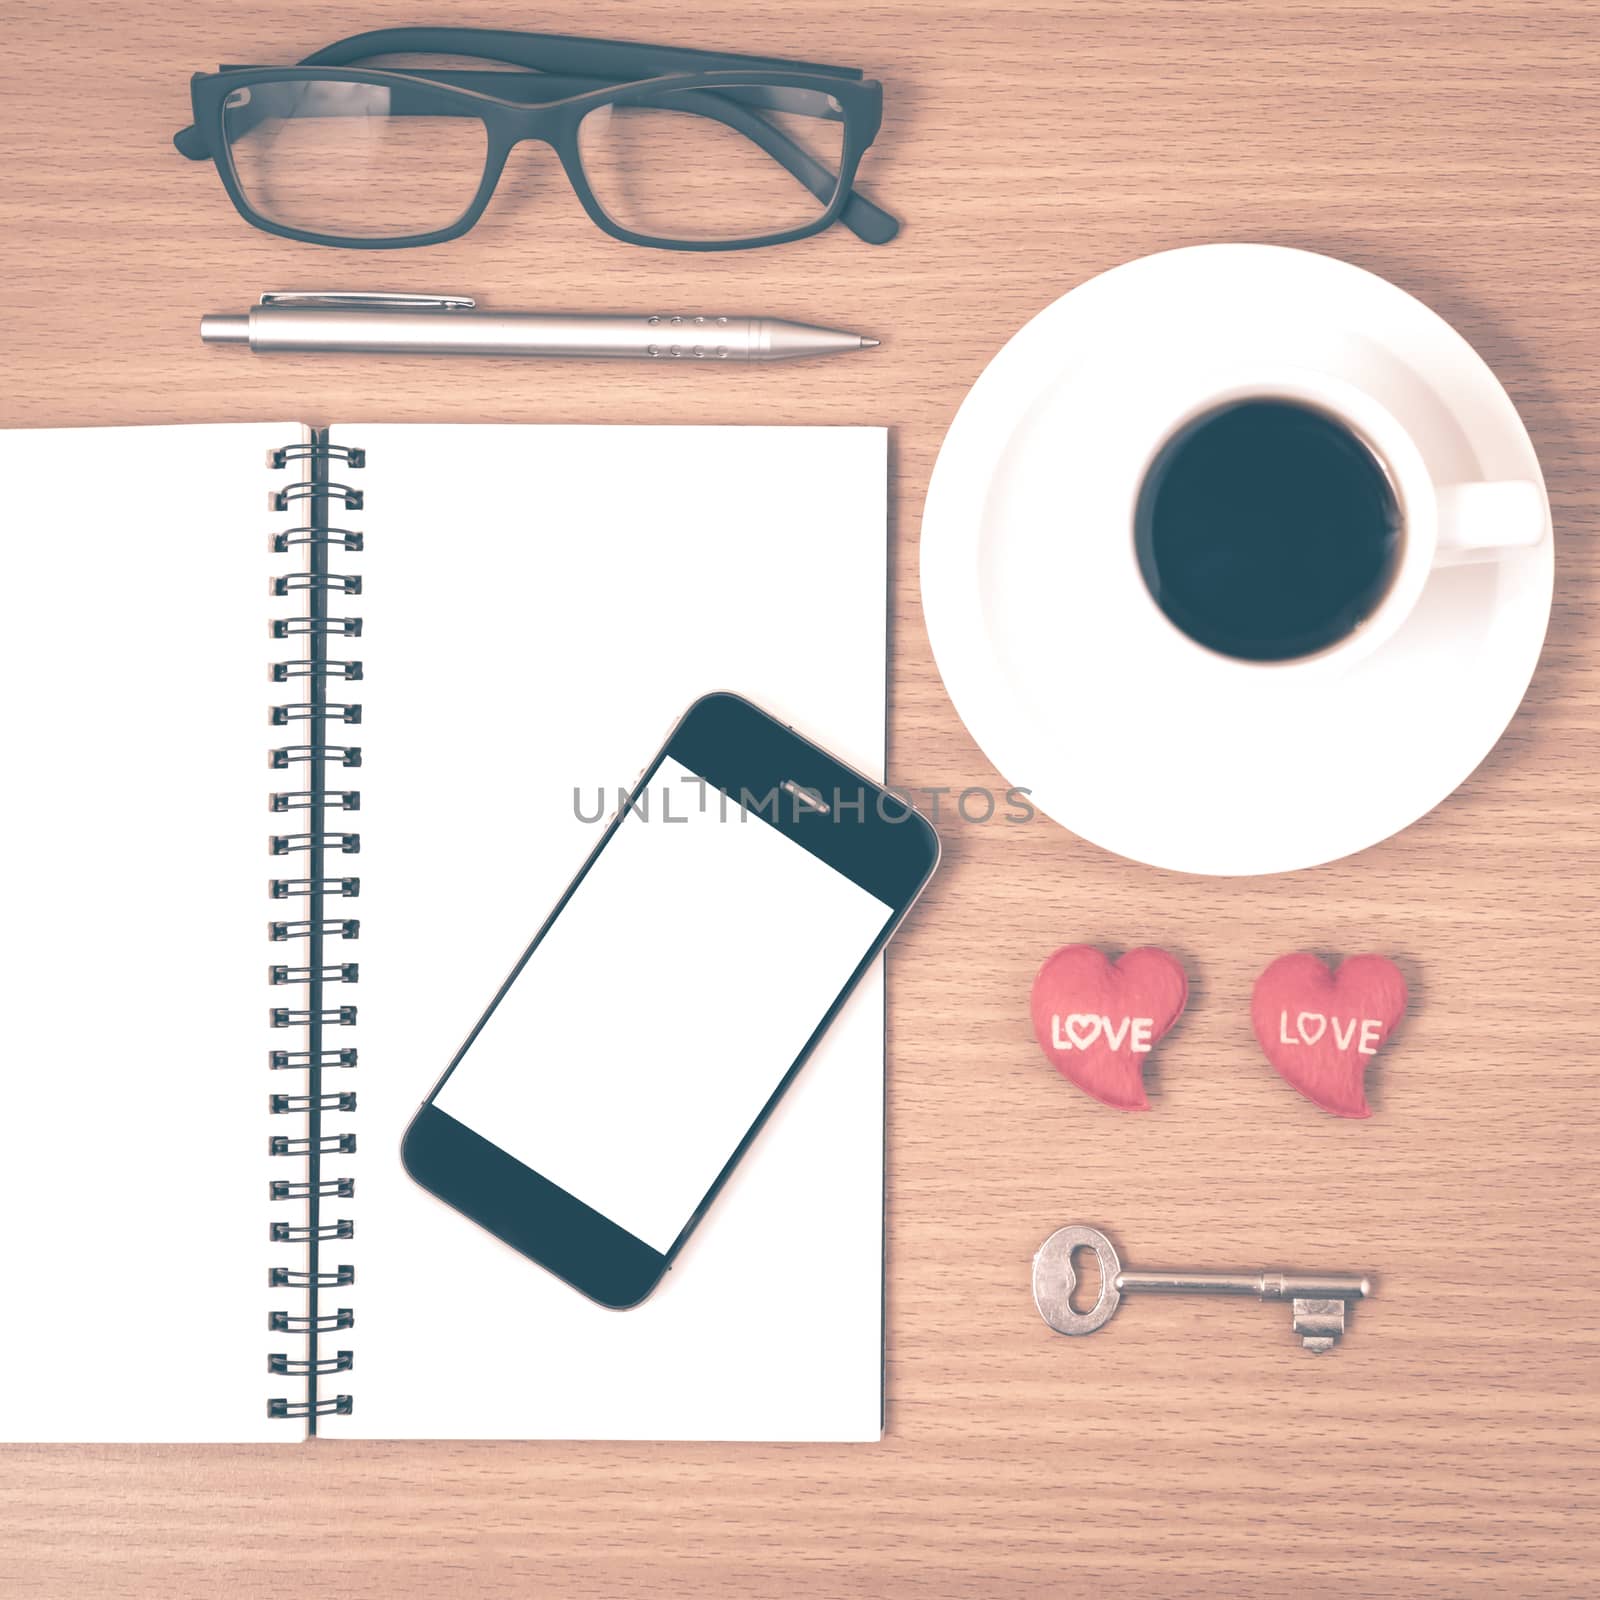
[{"xmin": 0, "ymin": 420, "xmax": 888, "ymax": 1442}]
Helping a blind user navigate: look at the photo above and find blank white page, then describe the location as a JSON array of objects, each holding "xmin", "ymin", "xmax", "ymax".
[
  {"xmin": 319, "ymin": 424, "xmax": 887, "ymax": 1440},
  {"xmin": 0, "ymin": 423, "xmax": 302, "ymax": 1442}
]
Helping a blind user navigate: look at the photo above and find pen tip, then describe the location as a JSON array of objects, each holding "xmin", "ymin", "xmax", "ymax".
[{"xmin": 860, "ymin": 337, "xmax": 881, "ymax": 349}]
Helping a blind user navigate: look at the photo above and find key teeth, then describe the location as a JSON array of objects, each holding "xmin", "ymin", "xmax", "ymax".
[{"xmin": 1293, "ymin": 1297, "xmax": 1348, "ymax": 1352}]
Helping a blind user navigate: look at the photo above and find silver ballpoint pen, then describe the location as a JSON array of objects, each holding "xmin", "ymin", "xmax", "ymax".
[{"xmin": 200, "ymin": 292, "xmax": 880, "ymax": 362}]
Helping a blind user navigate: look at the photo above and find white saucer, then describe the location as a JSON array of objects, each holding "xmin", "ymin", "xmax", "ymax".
[{"xmin": 920, "ymin": 244, "xmax": 1554, "ymax": 875}]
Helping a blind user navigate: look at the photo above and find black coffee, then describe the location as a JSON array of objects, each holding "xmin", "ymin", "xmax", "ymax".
[{"xmin": 1134, "ymin": 399, "xmax": 1402, "ymax": 662}]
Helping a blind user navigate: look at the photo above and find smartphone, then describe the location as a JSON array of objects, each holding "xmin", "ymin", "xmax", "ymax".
[{"xmin": 401, "ymin": 692, "xmax": 940, "ymax": 1308}]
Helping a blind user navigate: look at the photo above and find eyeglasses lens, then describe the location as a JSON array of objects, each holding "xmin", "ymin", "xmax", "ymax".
[
  {"xmin": 222, "ymin": 79, "xmax": 489, "ymax": 240},
  {"xmin": 577, "ymin": 84, "xmax": 847, "ymax": 242}
]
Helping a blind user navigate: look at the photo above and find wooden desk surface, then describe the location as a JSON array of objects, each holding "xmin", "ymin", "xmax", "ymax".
[{"xmin": 2, "ymin": 1, "xmax": 1596, "ymax": 1594}]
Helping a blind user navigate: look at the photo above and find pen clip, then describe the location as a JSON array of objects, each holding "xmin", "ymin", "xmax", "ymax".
[{"xmin": 259, "ymin": 291, "xmax": 477, "ymax": 311}]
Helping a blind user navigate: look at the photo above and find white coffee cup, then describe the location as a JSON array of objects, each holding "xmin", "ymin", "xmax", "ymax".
[{"xmin": 1121, "ymin": 366, "xmax": 1547, "ymax": 678}]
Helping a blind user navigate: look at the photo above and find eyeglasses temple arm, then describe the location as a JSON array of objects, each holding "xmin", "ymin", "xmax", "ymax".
[
  {"xmin": 298, "ymin": 25, "xmax": 865, "ymax": 83},
  {"xmin": 174, "ymin": 21, "xmax": 863, "ymax": 155}
]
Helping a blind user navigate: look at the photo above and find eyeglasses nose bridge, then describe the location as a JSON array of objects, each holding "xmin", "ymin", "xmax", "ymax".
[
  {"xmin": 499, "ymin": 102, "xmax": 567, "ymax": 155},
  {"xmin": 476, "ymin": 117, "xmax": 575, "ymax": 214}
]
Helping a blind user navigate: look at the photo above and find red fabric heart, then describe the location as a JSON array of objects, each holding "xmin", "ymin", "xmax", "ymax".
[
  {"xmin": 1030, "ymin": 945, "xmax": 1189, "ymax": 1110},
  {"xmin": 1250, "ymin": 953, "xmax": 1408, "ymax": 1118}
]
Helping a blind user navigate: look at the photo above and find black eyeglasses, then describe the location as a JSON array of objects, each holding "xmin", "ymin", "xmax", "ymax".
[{"xmin": 173, "ymin": 26, "xmax": 898, "ymax": 252}]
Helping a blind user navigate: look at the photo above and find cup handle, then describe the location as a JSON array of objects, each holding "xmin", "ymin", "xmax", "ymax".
[{"xmin": 1433, "ymin": 481, "xmax": 1547, "ymax": 567}]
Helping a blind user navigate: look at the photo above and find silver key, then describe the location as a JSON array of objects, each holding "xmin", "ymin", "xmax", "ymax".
[{"xmin": 1033, "ymin": 1224, "xmax": 1372, "ymax": 1353}]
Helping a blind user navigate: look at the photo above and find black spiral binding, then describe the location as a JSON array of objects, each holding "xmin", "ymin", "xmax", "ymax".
[{"xmin": 267, "ymin": 432, "xmax": 362, "ymax": 1428}]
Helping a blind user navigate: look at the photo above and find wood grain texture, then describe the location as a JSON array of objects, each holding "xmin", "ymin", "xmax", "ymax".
[{"xmin": 2, "ymin": 0, "xmax": 1596, "ymax": 1594}]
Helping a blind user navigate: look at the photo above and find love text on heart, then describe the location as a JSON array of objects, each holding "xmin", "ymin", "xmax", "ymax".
[
  {"xmin": 1278, "ymin": 1010, "xmax": 1384, "ymax": 1055},
  {"xmin": 1050, "ymin": 1013, "xmax": 1156, "ymax": 1054}
]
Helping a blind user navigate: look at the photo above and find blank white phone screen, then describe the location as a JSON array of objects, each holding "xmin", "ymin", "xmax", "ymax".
[{"xmin": 432, "ymin": 756, "xmax": 895, "ymax": 1253}]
